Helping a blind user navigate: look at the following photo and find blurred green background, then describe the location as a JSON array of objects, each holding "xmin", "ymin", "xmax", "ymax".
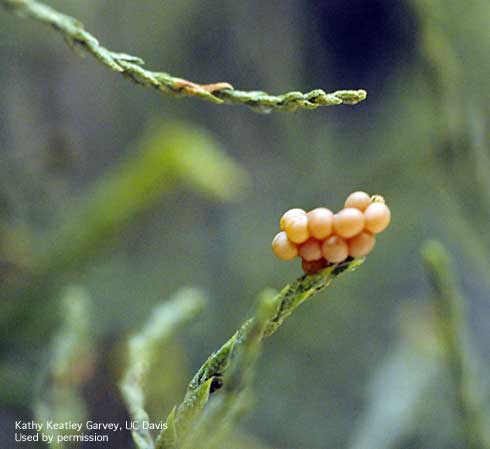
[{"xmin": 1, "ymin": 1, "xmax": 489, "ymax": 448}]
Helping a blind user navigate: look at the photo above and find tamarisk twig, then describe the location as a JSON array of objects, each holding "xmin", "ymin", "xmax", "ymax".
[
  {"xmin": 422, "ymin": 241, "xmax": 490, "ymax": 449},
  {"xmin": 1, "ymin": 0, "xmax": 367, "ymax": 113},
  {"xmin": 155, "ymin": 258, "xmax": 364, "ymax": 448},
  {"xmin": 121, "ymin": 289, "xmax": 206, "ymax": 449}
]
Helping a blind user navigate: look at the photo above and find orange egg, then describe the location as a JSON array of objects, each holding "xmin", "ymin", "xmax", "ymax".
[
  {"xmin": 284, "ymin": 213, "xmax": 310, "ymax": 244},
  {"xmin": 321, "ymin": 235, "xmax": 349, "ymax": 263},
  {"xmin": 344, "ymin": 191, "xmax": 371, "ymax": 211},
  {"xmin": 280, "ymin": 208, "xmax": 306, "ymax": 231},
  {"xmin": 333, "ymin": 208, "xmax": 365, "ymax": 238},
  {"xmin": 272, "ymin": 231, "xmax": 298, "ymax": 260},
  {"xmin": 302, "ymin": 258, "xmax": 327, "ymax": 275},
  {"xmin": 307, "ymin": 208, "xmax": 333, "ymax": 239},
  {"xmin": 348, "ymin": 231, "xmax": 376, "ymax": 257},
  {"xmin": 298, "ymin": 239, "xmax": 323, "ymax": 261},
  {"xmin": 364, "ymin": 202, "xmax": 391, "ymax": 234}
]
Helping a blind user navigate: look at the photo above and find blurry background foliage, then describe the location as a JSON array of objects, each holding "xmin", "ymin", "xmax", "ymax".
[{"xmin": 0, "ymin": 1, "xmax": 489, "ymax": 449}]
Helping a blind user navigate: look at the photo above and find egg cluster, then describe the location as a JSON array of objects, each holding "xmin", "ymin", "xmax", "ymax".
[{"xmin": 272, "ymin": 191, "xmax": 391, "ymax": 274}]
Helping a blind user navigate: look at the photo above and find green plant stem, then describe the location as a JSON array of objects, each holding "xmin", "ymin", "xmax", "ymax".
[
  {"xmin": 156, "ymin": 257, "xmax": 364, "ymax": 447},
  {"xmin": 421, "ymin": 241, "xmax": 490, "ymax": 449},
  {"xmin": 34, "ymin": 286, "xmax": 92, "ymax": 449},
  {"xmin": 1, "ymin": 0, "xmax": 367, "ymax": 112},
  {"xmin": 121, "ymin": 289, "xmax": 206, "ymax": 449},
  {"xmin": 179, "ymin": 292, "xmax": 276, "ymax": 449},
  {"xmin": 189, "ymin": 258, "xmax": 363, "ymax": 391}
]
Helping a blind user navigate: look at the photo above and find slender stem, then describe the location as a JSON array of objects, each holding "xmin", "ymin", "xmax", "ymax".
[
  {"xmin": 179, "ymin": 292, "xmax": 276, "ymax": 449},
  {"xmin": 421, "ymin": 241, "xmax": 490, "ymax": 449},
  {"xmin": 1, "ymin": 0, "xmax": 367, "ymax": 112},
  {"xmin": 120, "ymin": 289, "xmax": 205, "ymax": 449},
  {"xmin": 188, "ymin": 258, "xmax": 363, "ymax": 392},
  {"xmin": 155, "ymin": 258, "xmax": 364, "ymax": 447},
  {"xmin": 34, "ymin": 286, "xmax": 92, "ymax": 449}
]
